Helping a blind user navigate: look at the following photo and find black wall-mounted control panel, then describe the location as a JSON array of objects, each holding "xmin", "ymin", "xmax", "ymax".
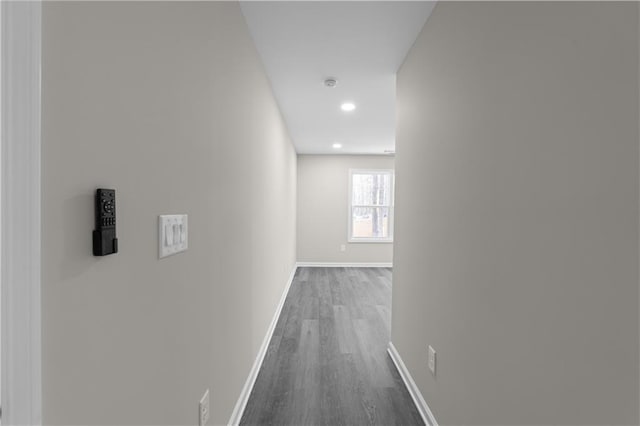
[{"xmin": 93, "ymin": 188, "xmax": 118, "ymax": 256}]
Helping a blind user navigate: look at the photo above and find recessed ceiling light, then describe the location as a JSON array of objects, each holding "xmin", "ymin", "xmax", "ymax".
[
  {"xmin": 332, "ymin": 143, "xmax": 342, "ymax": 149},
  {"xmin": 340, "ymin": 102, "xmax": 356, "ymax": 112}
]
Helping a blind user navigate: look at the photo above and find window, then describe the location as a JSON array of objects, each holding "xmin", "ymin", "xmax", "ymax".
[{"xmin": 349, "ymin": 169, "xmax": 394, "ymax": 242}]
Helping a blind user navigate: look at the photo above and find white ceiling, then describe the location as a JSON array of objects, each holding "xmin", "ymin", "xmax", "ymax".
[{"xmin": 240, "ymin": 1, "xmax": 436, "ymax": 155}]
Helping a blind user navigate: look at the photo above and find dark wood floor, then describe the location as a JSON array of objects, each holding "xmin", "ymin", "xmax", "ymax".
[{"xmin": 240, "ymin": 267, "xmax": 424, "ymax": 426}]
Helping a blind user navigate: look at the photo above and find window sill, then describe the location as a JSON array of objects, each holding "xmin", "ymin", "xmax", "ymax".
[{"xmin": 348, "ymin": 238, "xmax": 394, "ymax": 244}]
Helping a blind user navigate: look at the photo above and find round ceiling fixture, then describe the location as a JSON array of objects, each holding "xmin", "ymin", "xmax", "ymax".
[
  {"xmin": 324, "ymin": 78, "xmax": 338, "ymax": 88},
  {"xmin": 332, "ymin": 143, "xmax": 342, "ymax": 149}
]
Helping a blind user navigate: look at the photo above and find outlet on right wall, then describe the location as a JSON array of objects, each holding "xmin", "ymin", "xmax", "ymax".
[{"xmin": 393, "ymin": 2, "xmax": 639, "ymax": 425}]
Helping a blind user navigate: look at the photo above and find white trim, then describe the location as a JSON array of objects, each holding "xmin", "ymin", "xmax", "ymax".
[
  {"xmin": 296, "ymin": 262, "xmax": 392, "ymax": 268},
  {"xmin": 1, "ymin": 1, "xmax": 42, "ymax": 424},
  {"xmin": 387, "ymin": 341, "xmax": 438, "ymax": 426},
  {"xmin": 348, "ymin": 238, "xmax": 394, "ymax": 244},
  {"xmin": 348, "ymin": 168, "xmax": 395, "ymax": 243},
  {"xmin": 228, "ymin": 265, "xmax": 298, "ymax": 426}
]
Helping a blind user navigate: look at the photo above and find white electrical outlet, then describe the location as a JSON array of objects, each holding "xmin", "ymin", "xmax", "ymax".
[
  {"xmin": 199, "ymin": 389, "xmax": 210, "ymax": 426},
  {"xmin": 428, "ymin": 345, "xmax": 436, "ymax": 375},
  {"xmin": 340, "ymin": 244, "xmax": 346, "ymax": 252}
]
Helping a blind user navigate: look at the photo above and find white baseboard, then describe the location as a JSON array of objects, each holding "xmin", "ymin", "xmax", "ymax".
[
  {"xmin": 228, "ymin": 265, "xmax": 298, "ymax": 426},
  {"xmin": 387, "ymin": 341, "xmax": 439, "ymax": 426},
  {"xmin": 296, "ymin": 261, "xmax": 392, "ymax": 268}
]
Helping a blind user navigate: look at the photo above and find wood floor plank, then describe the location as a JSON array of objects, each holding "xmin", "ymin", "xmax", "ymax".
[
  {"xmin": 240, "ymin": 267, "xmax": 424, "ymax": 426},
  {"xmin": 295, "ymin": 320, "xmax": 320, "ymax": 389},
  {"xmin": 333, "ymin": 305, "xmax": 361, "ymax": 355}
]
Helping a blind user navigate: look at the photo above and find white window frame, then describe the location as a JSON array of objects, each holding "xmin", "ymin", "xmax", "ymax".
[
  {"xmin": 348, "ymin": 169, "xmax": 394, "ymax": 243},
  {"xmin": 1, "ymin": 1, "xmax": 42, "ymax": 424}
]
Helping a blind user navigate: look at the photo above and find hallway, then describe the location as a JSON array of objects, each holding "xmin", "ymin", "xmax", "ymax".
[
  {"xmin": 241, "ymin": 267, "xmax": 422, "ymax": 425},
  {"xmin": 8, "ymin": 2, "xmax": 637, "ymax": 424}
]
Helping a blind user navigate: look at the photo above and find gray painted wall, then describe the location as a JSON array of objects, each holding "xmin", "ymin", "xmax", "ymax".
[
  {"xmin": 41, "ymin": 2, "xmax": 296, "ymax": 424},
  {"xmin": 393, "ymin": 2, "xmax": 639, "ymax": 425},
  {"xmin": 297, "ymin": 155, "xmax": 394, "ymax": 264}
]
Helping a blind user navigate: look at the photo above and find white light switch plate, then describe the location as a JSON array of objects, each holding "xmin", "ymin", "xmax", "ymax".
[{"xmin": 159, "ymin": 214, "xmax": 188, "ymax": 258}]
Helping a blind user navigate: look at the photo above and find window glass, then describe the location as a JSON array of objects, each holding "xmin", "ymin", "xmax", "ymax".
[{"xmin": 350, "ymin": 170, "xmax": 393, "ymax": 241}]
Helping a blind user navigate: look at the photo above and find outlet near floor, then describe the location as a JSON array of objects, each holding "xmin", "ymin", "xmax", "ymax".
[
  {"xmin": 428, "ymin": 345, "xmax": 436, "ymax": 376},
  {"xmin": 199, "ymin": 389, "xmax": 210, "ymax": 426}
]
